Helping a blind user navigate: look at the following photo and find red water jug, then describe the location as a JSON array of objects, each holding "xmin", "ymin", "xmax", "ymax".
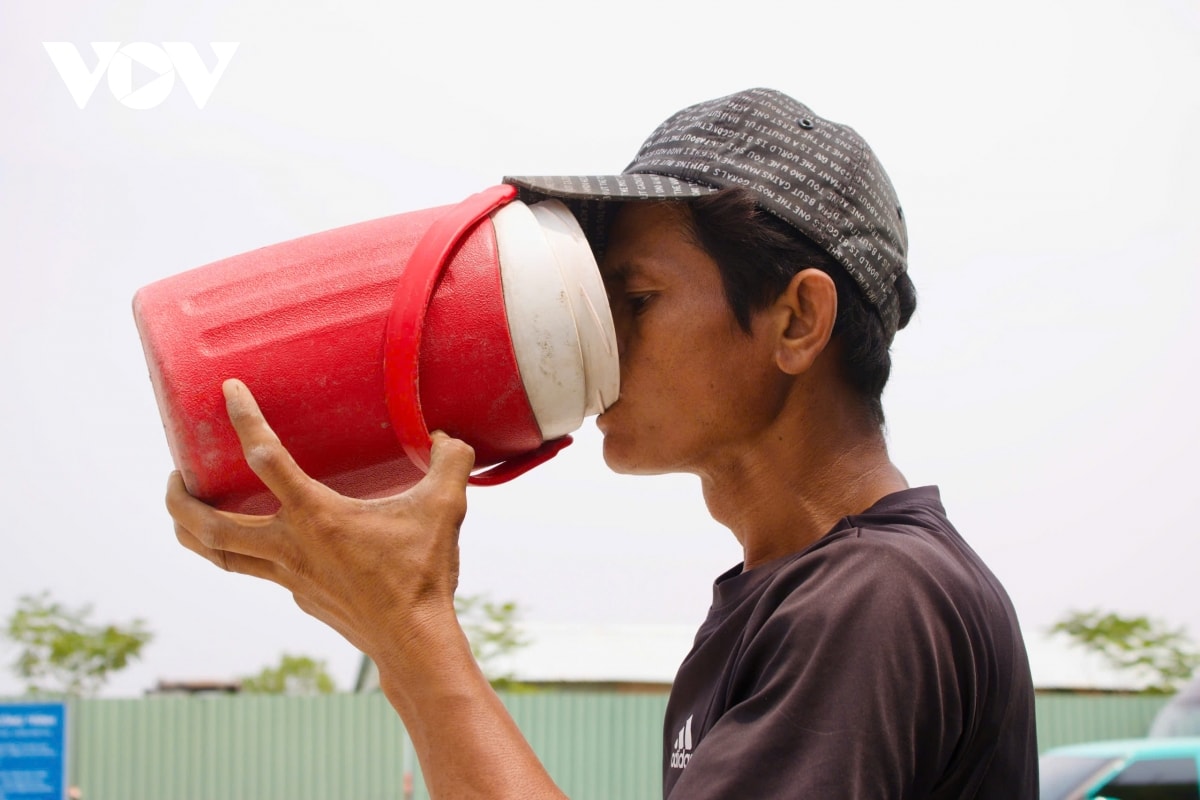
[{"xmin": 133, "ymin": 185, "xmax": 618, "ymax": 513}]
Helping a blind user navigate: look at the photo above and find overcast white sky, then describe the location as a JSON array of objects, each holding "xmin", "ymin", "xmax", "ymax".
[{"xmin": 1, "ymin": 0, "xmax": 1197, "ymax": 697}]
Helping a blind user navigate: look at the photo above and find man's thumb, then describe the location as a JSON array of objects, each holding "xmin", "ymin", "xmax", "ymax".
[{"xmin": 425, "ymin": 431, "xmax": 476, "ymax": 488}]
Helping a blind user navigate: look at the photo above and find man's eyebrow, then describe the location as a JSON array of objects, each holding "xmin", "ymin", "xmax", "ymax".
[{"xmin": 604, "ymin": 260, "xmax": 649, "ymax": 279}]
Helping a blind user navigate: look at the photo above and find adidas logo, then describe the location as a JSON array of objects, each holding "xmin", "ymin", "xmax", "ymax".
[{"xmin": 669, "ymin": 714, "xmax": 694, "ymax": 770}]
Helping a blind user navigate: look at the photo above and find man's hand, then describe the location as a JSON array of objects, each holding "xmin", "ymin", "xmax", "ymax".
[
  {"xmin": 165, "ymin": 379, "xmax": 565, "ymax": 799},
  {"xmin": 166, "ymin": 378, "xmax": 475, "ymax": 662}
]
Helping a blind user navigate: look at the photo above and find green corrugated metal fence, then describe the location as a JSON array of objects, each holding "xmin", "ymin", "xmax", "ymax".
[
  {"xmin": 0, "ymin": 690, "xmax": 1174, "ymax": 798},
  {"xmin": 1034, "ymin": 693, "xmax": 1170, "ymax": 752},
  {"xmin": 493, "ymin": 692, "xmax": 667, "ymax": 800},
  {"xmin": 3, "ymin": 692, "xmax": 667, "ymax": 800},
  {"xmin": 66, "ymin": 693, "xmax": 413, "ymax": 800}
]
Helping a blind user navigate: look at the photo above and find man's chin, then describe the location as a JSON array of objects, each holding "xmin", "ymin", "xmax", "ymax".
[{"xmin": 600, "ymin": 437, "xmax": 671, "ymax": 476}]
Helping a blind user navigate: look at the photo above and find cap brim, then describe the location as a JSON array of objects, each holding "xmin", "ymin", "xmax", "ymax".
[
  {"xmin": 503, "ymin": 174, "xmax": 718, "ymax": 258},
  {"xmin": 504, "ymin": 173, "xmax": 719, "ymax": 202}
]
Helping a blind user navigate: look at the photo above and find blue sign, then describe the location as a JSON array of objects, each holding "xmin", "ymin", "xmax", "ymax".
[{"xmin": 0, "ymin": 702, "xmax": 67, "ymax": 800}]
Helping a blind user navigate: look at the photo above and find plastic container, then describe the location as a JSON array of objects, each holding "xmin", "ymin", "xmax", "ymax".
[{"xmin": 133, "ymin": 185, "xmax": 618, "ymax": 513}]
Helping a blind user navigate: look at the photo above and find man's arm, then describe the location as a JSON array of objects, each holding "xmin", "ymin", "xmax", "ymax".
[{"xmin": 166, "ymin": 379, "xmax": 566, "ymax": 800}]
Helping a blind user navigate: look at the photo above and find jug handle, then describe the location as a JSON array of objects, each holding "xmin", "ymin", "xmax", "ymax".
[{"xmin": 384, "ymin": 184, "xmax": 574, "ymax": 486}]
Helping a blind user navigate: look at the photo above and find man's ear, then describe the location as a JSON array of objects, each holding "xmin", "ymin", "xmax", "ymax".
[{"xmin": 773, "ymin": 269, "xmax": 837, "ymax": 376}]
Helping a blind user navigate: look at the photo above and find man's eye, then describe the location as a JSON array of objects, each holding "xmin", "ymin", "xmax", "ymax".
[{"xmin": 628, "ymin": 294, "xmax": 653, "ymax": 314}]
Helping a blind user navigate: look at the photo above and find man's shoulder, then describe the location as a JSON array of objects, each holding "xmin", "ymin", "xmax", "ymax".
[
  {"xmin": 832, "ymin": 484, "xmax": 957, "ymax": 547},
  {"xmin": 760, "ymin": 486, "xmax": 1009, "ymax": 623},
  {"xmin": 788, "ymin": 486, "xmax": 970, "ymax": 579}
]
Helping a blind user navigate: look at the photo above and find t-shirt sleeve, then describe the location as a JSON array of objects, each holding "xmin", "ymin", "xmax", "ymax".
[{"xmin": 667, "ymin": 539, "xmax": 970, "ymax": 799}]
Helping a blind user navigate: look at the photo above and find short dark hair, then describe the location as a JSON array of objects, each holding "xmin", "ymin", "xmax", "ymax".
[{"xmin": 683, "ymin": 188, "xmax": 917, "ymax": 426}]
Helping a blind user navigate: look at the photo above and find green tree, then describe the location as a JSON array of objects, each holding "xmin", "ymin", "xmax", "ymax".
[
  {"xmin": 1050, "ymin": 609, "xmax": 1200, "ymax": 694},
  {"xmin": 4, "ymin": 591, "xmax": 153, "ymax": 696},
  {"xmin": 455, "ymin": 594, "xmax": 531, "ymax": 689},
  {"xmin": 241, "ymin": 654, "xmax": 337, "ymax": 694}
]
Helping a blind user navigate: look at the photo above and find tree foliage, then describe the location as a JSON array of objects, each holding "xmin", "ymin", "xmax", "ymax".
[
  {"xmin": 455, "ymin": 594, "xmax": 530, "ymax": 689},
  {"xmin": 5, "ymin": 591, "xmax": 153, "ymax": 696},
  {"xmin": 1050, "ymin": 609, "xmax": 1200, "ymax": 694},
  {"xmin": 240, "ymin": 654, "xmax": 336, "ymax": 694}
]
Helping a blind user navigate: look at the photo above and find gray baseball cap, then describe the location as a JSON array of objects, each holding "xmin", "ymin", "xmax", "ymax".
[{"xmin": 505, "ymin": 87, "xmax": 909, "ymax": 338}]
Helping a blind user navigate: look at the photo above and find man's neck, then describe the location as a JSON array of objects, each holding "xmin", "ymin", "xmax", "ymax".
[{"xmin": 697, "ymin": 419, "xmax": 908, "ymax": 571}]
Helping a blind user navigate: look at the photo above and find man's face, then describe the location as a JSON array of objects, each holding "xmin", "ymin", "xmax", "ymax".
[{"xmin": 596, "ymin": 202, "xmax": 789, "ymax": 475}]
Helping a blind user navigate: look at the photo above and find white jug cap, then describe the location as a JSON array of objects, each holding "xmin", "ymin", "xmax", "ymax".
[{"xmin": 492, "ymin": 199, "xmax": 620, "ymax": 441}]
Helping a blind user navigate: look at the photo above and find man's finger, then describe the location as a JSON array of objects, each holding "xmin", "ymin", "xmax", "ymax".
[
  {"xmin": 425, "ymin": 431, "xmax": 476, "ymax": 488},
  {"xmin": 409, "ymin": 432, "xmax": 474, "ymax": 523},
  {"xmin": 222, "ymin": 378, "xmax": 314, "ymax": 506},
  {"xmin": 166, "ymin": 471, "xmax": 287, "ymax": 561},
  {"xmin": 174, "ymin": 522, "xmax": 294, "ymax": 588}
]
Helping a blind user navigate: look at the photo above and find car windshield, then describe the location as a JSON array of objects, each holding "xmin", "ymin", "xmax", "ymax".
[{"xmin": 1040, "ymin": 755, "xmax": 1123, "ymax": 800}]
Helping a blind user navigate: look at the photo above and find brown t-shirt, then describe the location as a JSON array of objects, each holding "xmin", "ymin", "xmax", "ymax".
[{"xmin": 663, "ymin": 487, "xmax": 1038, "ymax": 799}]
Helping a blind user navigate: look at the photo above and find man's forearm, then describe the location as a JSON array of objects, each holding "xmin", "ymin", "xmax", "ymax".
[{"xmin": 376, "ymin": 614, "xmax": 568, "ymax": 800}]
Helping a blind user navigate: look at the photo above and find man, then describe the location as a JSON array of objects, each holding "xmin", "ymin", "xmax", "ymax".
[{"xmin": 167, "ymin": 88, "xmax": 1039, "ymax": 798}]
